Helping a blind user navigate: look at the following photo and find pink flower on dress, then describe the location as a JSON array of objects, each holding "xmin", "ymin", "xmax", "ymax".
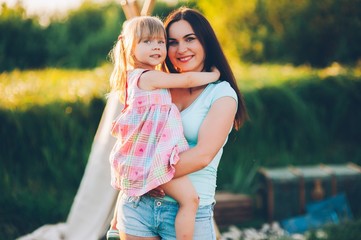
[
  {"xmin": 160, "ymin": 128, "xmax": 171, "ymax": 142},
  {"xmin": 134, "ymin": 96, "xmax": 147, "ymax": 107},
  {"xmin": 134, "ymin": 142, "xmax": 147, "ymax": 157},
  {"xmin": 119, "ymin": 124, "xmax": 129, "ymax": 136},
  {"xmin": 128, "ymin": 165, "xmax": 145, "ymax": 181},
  {"xmin": 111, "ymin": 121, "xmax": 130, "ymax": 137},
  {"xmin": 137, "ymin": 106, "xmax": 147, "ymax": 114}
]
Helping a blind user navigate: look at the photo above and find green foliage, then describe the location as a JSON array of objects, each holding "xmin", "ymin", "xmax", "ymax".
[
  {"xmin": 198, "ymin": 0, "xmax": 258, "ymax": 64},
  {"xmin": 2, "ymin": 0, "xmax": 360, "ymax": 72},
  {"xmin": 45, "ymin": 2, "xmax": 125, "ymax": 68},
  {"xmin": 271, "ymin": 0, "xmax": 361, "ymax": 66},
  {"xmin": 0, "ymin": 1, "xmax": 192, "ymax": 72},
  {"xmin": 0, "ymin": 98, "xmax": 105, "ymax": 239},
  {"xmin": 306, "ymin": 218, "xmax": 361, "ymax": 240},
  {"xmin": 153, "ymin": 0, "xmax": 198, "ymax": 20},
  {"xmin": 0, "ymin": 1, "xmax": 122, "ymax": 71},
  {"xmin": 2, "ymin": 0, "xmax": 360, "ymax": 71},
  {"xmin": 0, "ymin": 3, "xmax": 47, "ymax": 71},
  {"xmin": 199, "ymin": 0, "xmax": 361, "ymax": 67}
]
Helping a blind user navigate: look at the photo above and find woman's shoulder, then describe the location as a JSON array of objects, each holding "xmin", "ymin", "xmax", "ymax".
[
  {"xmin": 206, "ymin": 80, "xmax": 237, "ymax": 101},
  {"xmin": 210, "ymin": 80, "xmax": 232, "ymax": 89}
]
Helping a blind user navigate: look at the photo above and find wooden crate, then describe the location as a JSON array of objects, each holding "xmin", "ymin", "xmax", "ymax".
[{"xmin": 213, "ymin": 191, "xmax": 253, "ymax": 227}]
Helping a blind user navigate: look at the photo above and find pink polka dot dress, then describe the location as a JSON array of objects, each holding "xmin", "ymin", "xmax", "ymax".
[{"xmin": 109, "ymin": 69, "xmax": 189, "ymax": 196}]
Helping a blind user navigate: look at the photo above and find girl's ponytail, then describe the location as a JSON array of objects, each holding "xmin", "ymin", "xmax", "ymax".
[{"xmin": 109, "ymin": 35, "xmax": 128, "ymax": 104}]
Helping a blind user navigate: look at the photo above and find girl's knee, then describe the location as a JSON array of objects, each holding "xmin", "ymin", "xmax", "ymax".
[
  {"xmin": 193, "ymin": 195, "xmax": 200, "ymax": 207},
  {"xmin": 180, "ymin": 194, "xmax": 199, "ymax": 210}
]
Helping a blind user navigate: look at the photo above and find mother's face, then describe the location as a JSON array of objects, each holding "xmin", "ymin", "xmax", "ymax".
[{"xmin": 167, "ymin": 20, "xmax": 205, "ymax": 73}]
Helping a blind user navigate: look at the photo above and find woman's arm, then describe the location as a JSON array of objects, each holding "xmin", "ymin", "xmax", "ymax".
[
  {"xmin": 138, "ymin": 68, "xmax": 219, "ymax": 90},
  {"xmin": 173, "ymin": 96, "xmax": 237, "ymax": 178}
]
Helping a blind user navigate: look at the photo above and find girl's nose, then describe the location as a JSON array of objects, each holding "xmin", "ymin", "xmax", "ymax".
[{"xmin": 152, "ymin": 47, "xmax": 160, "ymax": 50}]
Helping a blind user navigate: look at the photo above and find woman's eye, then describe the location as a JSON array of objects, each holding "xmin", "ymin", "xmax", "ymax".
[
  {"xmin": 186, "ymin": 37, "xmax": 196, "ymax": 42},
  {"xmin": 168, "ymin": 41, "xmax": 178, "ymax": 46}
]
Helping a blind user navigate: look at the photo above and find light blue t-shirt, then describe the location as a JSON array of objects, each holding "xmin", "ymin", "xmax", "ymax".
[{"xmin": 165, "ymin": 81, "xmax": 238, "ymax": 206}]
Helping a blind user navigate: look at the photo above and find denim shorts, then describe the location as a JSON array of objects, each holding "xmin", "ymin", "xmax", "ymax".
[{"xmin": 116, "ymin": 194, "xmax": 216, "ymax": 239}]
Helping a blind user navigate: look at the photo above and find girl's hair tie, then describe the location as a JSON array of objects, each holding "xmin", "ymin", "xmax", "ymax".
[{"xmin": 118, "ymin": 35, "xmax": 123, "ymax": 41}]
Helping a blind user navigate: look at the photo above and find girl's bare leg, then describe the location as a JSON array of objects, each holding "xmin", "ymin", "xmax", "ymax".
[
  {"xmin": 110, "ymin": 191, "xmax": 121, "ymax": 230},
  {"xmin": 161, "ymin": 176, "xmax": 199, "ymax": 240}
]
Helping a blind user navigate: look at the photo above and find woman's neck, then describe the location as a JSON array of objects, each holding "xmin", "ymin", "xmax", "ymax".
[{"xmin": 171, "ymin": 85, "xmax": 207, "ymax": 112}]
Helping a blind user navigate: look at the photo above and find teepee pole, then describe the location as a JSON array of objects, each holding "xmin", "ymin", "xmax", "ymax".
[
  {"xmin": 120, "ymin": 0, "xmax": 140, "ymax": 18},
  {"xmin": 141, "ymin": 0, "xmax": 156, "ymax": 16}
]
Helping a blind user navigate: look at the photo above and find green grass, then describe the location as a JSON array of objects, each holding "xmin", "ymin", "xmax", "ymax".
[
  {"xmin": 2, "ymin": 62, "xmax": 360, "ymax": 109},
  {"xmin": 0, "ymin": 65, "xmax": 111, "ymax": 109},
  {"xmin": 234, "ymin": 62, "xmax": 361, "ymax": 91}
]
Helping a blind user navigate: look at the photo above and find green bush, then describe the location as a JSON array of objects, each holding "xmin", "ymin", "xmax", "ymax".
[
  {"xmin": 199, "ymin": 0, "xmax": 361, "ymax": 67},
  {"xmin": 2, "ymin": 0, "xmax": 360, "ymax": 71},
  {"xmin": 45, "ymin": 2, "xmax": 125, "ymax": 69},
  {"xmin": 0, "ymin": 1, "xmax": 195, "ymax": 72},
  {"xmin": 0, "ymin": 98, "xmax": 105, "ymax": 239},
  {"xmin": 306, "ymin": 218, "xmax": 361, "ymax": 240},
  {"xmin": 0, "ymin": 4, "xmax": 47, "ymax": 71}
]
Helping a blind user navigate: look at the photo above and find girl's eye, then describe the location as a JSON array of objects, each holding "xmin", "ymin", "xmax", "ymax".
[
  {"xmin": 143, "ymin": 40, "xmax": 151, "ymax": 44},
  {"xmin": 158, "ymin": 40, "xmax": 165, "ymax": 44}
]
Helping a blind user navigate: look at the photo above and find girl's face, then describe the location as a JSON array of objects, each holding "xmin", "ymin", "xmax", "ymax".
[
  {"xmin": 167, "ymin": 20, "xmax": 205, "ymax": 73},
  {"xmin": 133, "ymin": 36, "xmax": 167, "ymax": 69}
]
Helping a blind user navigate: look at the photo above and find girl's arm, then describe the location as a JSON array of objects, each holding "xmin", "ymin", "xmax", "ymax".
[
  {"xmin": 173, "ymin": 96, "xmax": 237, "ymax": 178},
  {"xmin": 138, "ymin": 68, "xmax": 220, "ymax": 91}
]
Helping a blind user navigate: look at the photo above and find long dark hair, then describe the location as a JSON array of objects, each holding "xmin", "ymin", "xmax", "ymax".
[{"xmin": 163, "ymin": 7, "xmax": 248, "ymax": 130}]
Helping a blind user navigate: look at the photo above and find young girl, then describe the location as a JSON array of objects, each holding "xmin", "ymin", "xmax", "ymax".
[{"xmin": 107, "ymin": 16, "xmax": 219, "ymax": 240}]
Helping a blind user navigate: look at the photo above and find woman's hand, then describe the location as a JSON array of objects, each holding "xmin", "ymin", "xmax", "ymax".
[{"xmin": 147, "ymin": 187, "xmax": 165, "ymax": 198}]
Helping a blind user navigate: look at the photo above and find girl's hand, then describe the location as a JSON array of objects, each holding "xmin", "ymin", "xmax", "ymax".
[
  {"xmin": 147, "ymin": 187, "xmax": 165, "ymax": 198},
  {"xmin": 211, "ymin": 67, "xmax": 220, "ymax": 79}
]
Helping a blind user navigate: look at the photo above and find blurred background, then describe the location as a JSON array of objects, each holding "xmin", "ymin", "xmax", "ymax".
[{"xmin": 1, "ymin": 0, "xmax": 361, "ymax": 239}]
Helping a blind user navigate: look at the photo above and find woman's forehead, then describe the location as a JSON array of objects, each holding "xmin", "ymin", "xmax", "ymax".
[{"xmin": 168, "ymin": 20, "xmax": 194, "ymax": 39}]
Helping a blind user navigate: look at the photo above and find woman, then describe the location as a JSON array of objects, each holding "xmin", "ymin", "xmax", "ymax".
[{"xmin": 114, "ymin": 7, "xmax": 248, "ymax": 240}]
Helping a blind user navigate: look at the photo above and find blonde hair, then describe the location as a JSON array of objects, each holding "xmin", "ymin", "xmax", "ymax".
[{"xmin": 108, "ymin": 16, "xmax": 166, "ymax": 103}]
